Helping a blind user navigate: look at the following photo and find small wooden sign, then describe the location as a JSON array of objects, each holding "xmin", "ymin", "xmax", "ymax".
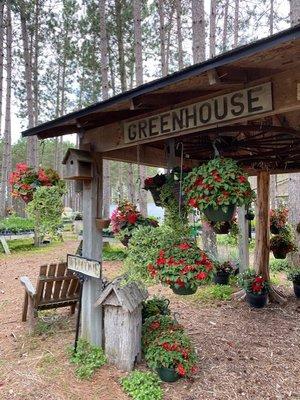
[
  {"xmin": 67, "ymin": 254, "xmax": 101, "ymax": 279},
  {"xmin": 124, "ymin": 82, "xmax": 273, "ymax": 144}
]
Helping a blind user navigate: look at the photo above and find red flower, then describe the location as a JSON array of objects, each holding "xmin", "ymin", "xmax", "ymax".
[
  {"xmin": 238, "ymin": 175, "xmax": 247, "ymax": 183},
  {"xmin": 178, "ymin": 242, "xmax": 191, "ymax": 250},
  {"xmin": 188, "ymin": 198, "xmax": 198, "ymax": 208},
  {"xmin": 181, "ymin": 349, "xmax": 189, "ymax": 359},
  {"xmin": 147, "ymin": 264, "xmax": 157, "ymax": 277},
  {"xmin": 150, "ymin": 321, "xmax": 160, "ymax": 330},
  {"xmin": 157, "ymin": 257, "xmax": 166, "ymax": 265},
  {"xmin": 195, "ymin": 177, "xmax": 204, "ymax": 186},
  {"xmin": 175, "ymin": 278, "xmax": 185, "ymax": 287},
  {"xmin": 38, "ymin": 169, "xmax": 50, "ymax": 183},
  {"xmin": 16, "ymin": 163, "xmax": 28, "ymax": 173},
  {"xmin": 162, "ymin": 342, "xmax": 172, "ymax": 351},
  {"xmin": 176, "ymin": 363, "xmax": 186, "ymax": 376},
  {"xmin": 196, "ymin": 271, "xmax": 207, "ymax": 280},
  {"xmin": 127, "ymin": 213, "xmax": 138, "ymax": 224},
  {"xmin": 181, "ymin": 265, "xmax": 194, "ymax": 274},
  {"xmin": 144, "ymin": 177, "xmax": 154, "ymax": 186}
]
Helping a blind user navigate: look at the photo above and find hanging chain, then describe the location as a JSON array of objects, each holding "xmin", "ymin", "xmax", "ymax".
[{"xmin": 176, "ymin": 142, "xmax": 184, "ymax": 219}]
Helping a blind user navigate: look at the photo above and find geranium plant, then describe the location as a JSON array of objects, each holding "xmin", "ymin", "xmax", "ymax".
[
  {"xmin": 144, "ymin": 330, "xmax": 197, "ymax": 378},
  {"xmin": 144, "ymin": 173, "xmax": 167, "ymax": 191},
  {"xmin": 142, "ymin": 315, "xmax": 184, "ymax": 349},
  {"xmin": 269, "ymin": 206, "xmax": 288, "ymax": 233},
  {"xmin": 270, "ymin": 234, "xmax": 297, "ymax": 258},
  {"xmin": 111, "ymin": 201, "xmax": 158, "ymax": 246},
  {"xmin": 9, "ymin": 163, "xmax": 62, "ymax": 203},
  {"xmin": 147, "ymin": 240, "xmax": 213, "ymax": 293},
  {"xmin": 214, "ymin": 260, "xmax": 237, "ymax": 275},
  {"xmin": 287, "ymin": 269, "xmax": 300, "ymax": 285},
  {"xmin": 238, "ymin": 269, "xmax": 270, "ymax": 295},
  {"xmin": 183, "ymin": 158, "xmax": 255, "ymax": 213}
]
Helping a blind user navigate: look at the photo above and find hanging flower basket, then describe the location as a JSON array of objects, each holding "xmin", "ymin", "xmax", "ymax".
[
  {"xmin": 95, "ymin": 218, "xmax": 111, "ymax": 230},
  {"xmin": 144, "ymin": 174, "xmax": 167, "ymax": 206},
  {"xmin": 211, "ymin": 220, "xmax": 232, "ymax": 234},
  {"xmin": 245, "ymin": 209, "xmax": 255, "ymax": 221},
  {"xmin": 270, "ymin": 234, "xmax": 297, "ymax": 260},
  {"xmin": 147, "ymin": 240, "xmax": 213, "ymax": 296},
  {"xmin": 272, "ymin": 248, "xmax": 288, "ymax": 259},
  {"xmin": 149, "ymin": 187, "xmax": 162, "ymax": 206},
  {"xmin": 170, "ymin": 284, "xmax": 197, "ymax": 296},
  {"xmin": 270, "ymin": 224, "xmax": 282, "ymax": 235},
  {"xmin": 183, "ymin": 158, "xmax": 255, "ymax": 222}
]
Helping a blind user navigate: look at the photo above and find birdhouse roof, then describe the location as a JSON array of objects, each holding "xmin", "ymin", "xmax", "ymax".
[
  {"xmin": 62, "ymin": 148, "xmax": 92, "ymax": 164},
  {"xmin": 94, "ymin": 277, "xmax": 148, "ymax": 312}
]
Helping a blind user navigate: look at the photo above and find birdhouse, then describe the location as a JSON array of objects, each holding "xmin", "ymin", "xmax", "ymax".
[
  {"xmin": 62, "ymin": 148, "xmax": 93, "ymax": 180},
  {"xmin": 94, "ymin": 277, "xmax": 148, "ymax": 371}
]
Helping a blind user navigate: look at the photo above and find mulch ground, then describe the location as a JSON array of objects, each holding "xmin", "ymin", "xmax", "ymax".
[{"xmin": 0, "ymin": 240, "xmax": 299, "ymax": 400}]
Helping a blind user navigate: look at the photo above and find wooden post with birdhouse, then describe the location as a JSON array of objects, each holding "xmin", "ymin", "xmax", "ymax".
[
  {"xmin": 94, "ymin": 277, "xmax": 148, "ymax": 372},
  {"xmin": 62, "ymin": 148, "xmax": 93, "ymax": 180}
]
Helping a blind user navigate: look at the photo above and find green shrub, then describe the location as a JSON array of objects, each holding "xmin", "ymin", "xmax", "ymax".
[
  {"xmin": 121, "ymin": 370, "xmax": 163, "ymax": 400},
  {"xmin": 102, "ymin": 246, "xmax": 127, "ymax": 261},
  {"xmin": 0, "ymin": 215, "xmax": 35, "ymax": 234},
  {"xmin": 270, "ymin": 259, "xmax": 291, "ymax": 272},
  {"xmin": 69, "ymin": 339, "xmax": 107, "ymax": 379},
  {"xmin": 122, "ymin": 225, "xmax": 179, "ymax": 284},
  {"xmin": 193, "ymin": 284, "xmax": 233, "ymax": 302}
]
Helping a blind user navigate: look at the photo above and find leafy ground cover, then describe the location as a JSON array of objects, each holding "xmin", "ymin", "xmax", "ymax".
[{"xmin": 0, "ymin": 239, "xmax": 299, "ymax": 400}]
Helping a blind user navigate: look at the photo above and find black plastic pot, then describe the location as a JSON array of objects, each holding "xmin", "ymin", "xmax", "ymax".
[
  {"xmin": 211, "ymin": 221, "xmax": 231, "ymax": 234},
  {"xmin": 214, "ymin": 272, "xmax": 230, "ymax": 285},
  {"xmin": 156, "ymin": 367, "xmax": 180, "ymax": 383},
  {"xmin": 293, "ymin": 282, "xmax": 300, "ymax": 299},
  {"xmin": 170, "ymin": 284, "xmax": 197, "ymax": 295},
  {"xmin": 272, "ymin": 249, "xmax": 288, "ymax": 259},
  {"xmin": 245, "ymin": 213, "xmax": 255, "ymax": 221},
  {"xmin": 204, "ymin": 205, "xmax": 236, "ymax": 222},
  {"xmin": 270, "ymin": 224, "xmax": 281, "ymax": 235},
  {"xmin": 246, "ymin": 292, "xmax": 268, "ymax": 308}
]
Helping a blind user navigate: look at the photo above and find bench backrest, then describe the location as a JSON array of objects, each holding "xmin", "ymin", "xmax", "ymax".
[{"xmin": 35, "ymin": 262, "xmax": 80, "ymax": 308}]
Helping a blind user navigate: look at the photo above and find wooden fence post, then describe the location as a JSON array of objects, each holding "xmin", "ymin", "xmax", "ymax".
[
  {"xmin": 238, "ymin": 205, "xmax": 249, "ymax": 272},
  {"xmin": 81, "ymin": 153, "xmax": 103, "ymax": 346}
]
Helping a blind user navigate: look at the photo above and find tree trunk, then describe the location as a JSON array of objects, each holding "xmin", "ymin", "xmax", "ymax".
[
  {"xmin": 115, "ymin": 0, "xmax": 127, "ymax": 91},
  {"xmin": 0, "ymin": 1, "xmax": 5, "ymax": 138},
  {"xmin": 99, "ymin": 0, "xmax": 110, "ymax": 218},
  {"xmin": 20, "ymin": 0, "xmax": 38, "ymax": 168},
  {"xmin": 192, "ymin": 0, "xmax": 205, "ymax": 63},
  {"xmin": 157, "ymin": 0, "xmax": 167, "ymax": 76},
  {"xmin": 176, "ymin": 0, "xmax": 183, "ymax": 70},
  {"xmin": 270, "ymin": 174, "xmax": 277, "ymax": 209},
  {"xmin": 0, "ymin": 2, "xmax": 12, "ymax": 216},
  {"xmin": 209, "ymin": 0, "xmax": 216, "ymax": 58},
  {"xmin": 233, "ymin": 0, "xmax": 239, "ymax": 48},
  {"xmin": 290, "ymin": 0, "xmax": 300, "ymax": 25},
  {"xmin": 270, "ymin": 0, "xmax": 274, "ymax": 35},
  {"xmin": 222, "ymin": 0, "xmax": 229, "ymax": 51}
]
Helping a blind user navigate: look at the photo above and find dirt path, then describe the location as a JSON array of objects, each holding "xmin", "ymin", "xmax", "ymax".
[{"xmin": 0, "ymin": 241, "xmax": 300, "ymax": 400}]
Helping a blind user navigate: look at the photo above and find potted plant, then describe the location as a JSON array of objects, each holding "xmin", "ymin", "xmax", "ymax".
[
  {"xmin": 111, "ymin": 201, "xmax": 158, "ymax": 247},
  {"xmin": 269, "ymin": 206, "xmax": 288, "ymax": 234},
  {"xmin": 183, "ymin": 157, "xmax": 255, "ymax": 222},
  {"xmin": 210, "ymin": 220, "xmax": 232, "ymax": 234},
  {"xmin": 287, "ymin": 269, "xmax": 300, "ymax": 299},
  {"xmin": 213, "ymin": 260, "xmax": 237, "ymax": 285},
  {"xmin": 142, "ymin": 296, "xmax": 170, "ymax": 322},
  {"xmin": 144, "ymin": 174, "xmax": 167, "ymax": 206},
  {"xmin": 142, "ymin": 314, "xmax": 184, "ymax": 349},
  {"xmin": 144, "ymin": 330, "xmax": 197, "ymax": 382},
  {"xmin": 245, "ymin": 207, "xmax": 255, "ymax": 221},
  {"xmin": 270, "ymin": 233, "xmax": 297, "ymax": 259},
  {"xmin": 147, "ymin": 240, "xmax": 213, "ymax": 295},
  {"xmin": 9, "ymin": 163, "xmax": 63, "ymax": 203},
  {"xmin": 238, "ymin": 269, "xmax": 270, "ymax": 308}
]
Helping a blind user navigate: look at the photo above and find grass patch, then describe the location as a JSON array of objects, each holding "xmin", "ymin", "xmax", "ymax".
[
  {"xmin": 270, "ymin": 272, "xmax": 281, "ymax": 286},
  {"xmin": 192, "ymin": 284, "xmax": 234, "ymax": 302},
  {"xmin": 121, "ymin": 370, "xmax": 163, "ymax": 400},
  {"xmin": 270, "ymin": 258, "xmax": 291, "ymax": 272},
  {"xmin": 69, "ymin": 339, "xmax": 107, "ymax": 379},
  {"xmin": 102, "ymin": 245, "xmax": 126, "ymax": 261},
  {"xmin": 0, "ymin": 238, "xmax": 61, "ymax": 255}
]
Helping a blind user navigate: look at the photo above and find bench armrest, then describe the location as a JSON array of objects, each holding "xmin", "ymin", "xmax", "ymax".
[{"xmin": 20, "ymin": 276, "xmax": 36, "ymax": 297}]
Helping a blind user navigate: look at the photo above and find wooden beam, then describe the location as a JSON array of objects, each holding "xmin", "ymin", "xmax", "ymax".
[
  {"xmin": 238, "ymin": 206, "xmax": 249, "ymax": 272},
  {"xmin": 254, "ymin": 171, "xmax": 270, "ymax": 279}
]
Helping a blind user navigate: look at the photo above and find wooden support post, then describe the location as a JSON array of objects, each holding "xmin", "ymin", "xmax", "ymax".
[
  {"xmin": 238, "ymin": 206, "xmax": 249, "ymax": 273},
  {"xmin": 166, "ymin": 139, "xmax": 176, "ymax": 172},
  {"xmin": 81, "ymin": 153, "xmax": 103, "ymax": 346},
  {"xmin": 254, "ymin": 171, "xmax": 270, "ymax": 280}
]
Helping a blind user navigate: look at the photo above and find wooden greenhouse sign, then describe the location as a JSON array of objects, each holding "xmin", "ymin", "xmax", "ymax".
[{"xmin": 124, "ymin": 82, "xmax": 273, "ymax": 143}]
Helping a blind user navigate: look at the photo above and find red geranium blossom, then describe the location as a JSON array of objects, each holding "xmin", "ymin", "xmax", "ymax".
[{"xmin": 176, "ymin": 363, "xmax": 186, "ymax": 376}]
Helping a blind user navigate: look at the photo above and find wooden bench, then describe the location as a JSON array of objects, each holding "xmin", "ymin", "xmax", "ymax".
[{"xmin": 20, "ymin": 262, "xmax": 80, "ymax": 332}]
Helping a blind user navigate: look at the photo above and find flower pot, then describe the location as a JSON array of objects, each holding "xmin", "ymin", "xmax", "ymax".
[
  {"xmin": 272, "ymin": 249, "xmax": 288, "ymax": 259},
  {"xmin": 204, "ymin": 204, "xmax": 236, "ymax": 222},
  {"xmin": 270, "ymin": 224, "xmax": 281, "ymax": 235},
  {"xmin": 149, "ymin": 187, "xmax": 162, "ymax": 206},
  {"xmin": 170, "ymin": 284, "xmax": 197, "ymax": 295},
  {"xmin": 246, "ymin": 292, "xmax": 268, "ymax": 308},
  {"xmin": 293, "ymin": 282, "xmax": 300, "ymax": 299},
  {"xmin": 156, "ymin": 367, "xmax": 180, "ymax": 383},
  {"xmin": 211, "ymin": 221, "xmax": 231, "ymax": 234},
  {"xmin": 95, "ymin": 218, "xmax": 111, "ymax": 229},
  {"xmin": 214, "ymin": 272, "xmax": 230, "ymax": 285}
]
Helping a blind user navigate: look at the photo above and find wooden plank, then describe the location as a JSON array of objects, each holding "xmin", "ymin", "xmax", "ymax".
[
  {"xmin": 35, "ymin": 265, "xmax": 48, "ymax": 306},
  {"xmin": 44, "ymin": 264, "xmax": 57, "ymax": 301},
  {"xmin": 238, "ymin": 206, "xmax": 249, "ymax": 273},
  {"xmin": 53, "ymin": 263, "xmax": 67, "ymax": 300},
  {"xmin": 0, "ymin": 237, "xmax": 10, "ymax": 254},
  {"xmin": 81, "ymin": 153, "xmax": 103, "ymax": 347},
  {"xmin": 254, "ymin": 171, "xmax": 270, "ymax": 279},
  {"xmin": 60, "ymin": 276, "xmax": 72, "ymax": 299}
]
